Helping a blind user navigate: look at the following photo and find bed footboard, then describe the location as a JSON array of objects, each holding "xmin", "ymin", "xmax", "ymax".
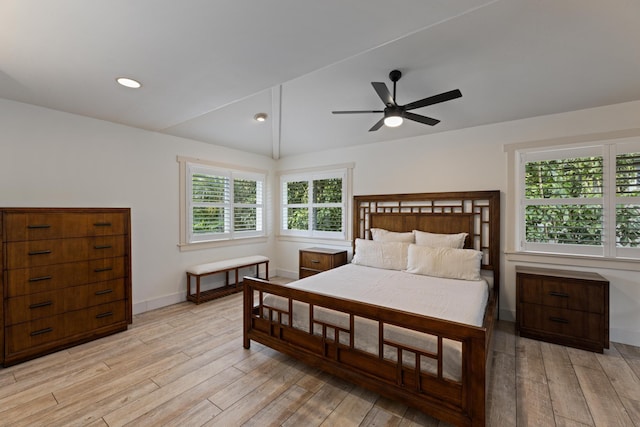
[{"xmin": 243, "ymin": 277, "xmax": 493, "ymax": 427}]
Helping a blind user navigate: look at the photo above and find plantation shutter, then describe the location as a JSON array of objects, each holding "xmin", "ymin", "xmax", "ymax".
[
  {"xmin": 615, "ymin": 150, "xmax": 640, "ymax": 250},
  {"xmin": 233, "ymin": 172, "xmax": 264, "ymax": 236},
  {"xmin": 521, "ymin": 147, "xmax": 604, "ymax": 255},
  {"xmin": 189, "ymin": 165, "xmax": 231, "ymax": 241}
]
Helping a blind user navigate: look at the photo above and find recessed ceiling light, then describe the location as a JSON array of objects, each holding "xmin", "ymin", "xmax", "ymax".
[
  {"xmin": 116, "ymin": 77, "xmax": 142, "ymax": 89},
  {"xmin": 254, "ymin": 113, "xmax": 267, "ymax": 122}
]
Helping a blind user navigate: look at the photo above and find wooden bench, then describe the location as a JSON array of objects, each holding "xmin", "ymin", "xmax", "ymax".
[{"xmin": 186, "ymin": 255, "xmax": 269, "ymax": 304}]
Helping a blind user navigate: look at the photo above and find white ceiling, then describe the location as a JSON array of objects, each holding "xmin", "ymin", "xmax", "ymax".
[{"xmin": 2, "ymin": 0, "xmax": 640, "ymax": 158}]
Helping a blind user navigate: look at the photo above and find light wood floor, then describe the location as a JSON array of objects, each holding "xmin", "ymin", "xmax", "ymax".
[{"xmin": 1, "ymin": 285, "xmax": 639, "ymax": 426}]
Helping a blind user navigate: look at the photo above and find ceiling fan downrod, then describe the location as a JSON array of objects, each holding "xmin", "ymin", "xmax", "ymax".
[{"xmin": 389, "ymin": 69, "xmax": 401, "ymax": 105}]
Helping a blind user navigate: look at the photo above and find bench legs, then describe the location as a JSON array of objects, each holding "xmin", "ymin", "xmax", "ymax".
[{"xmin": 187, "ymin": 261, "xmax": 269, "ymax": 304}]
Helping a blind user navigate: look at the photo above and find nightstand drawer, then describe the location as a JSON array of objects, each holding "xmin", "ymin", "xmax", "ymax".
[
  {"xmin": 299, "ymin": 248, "xmax": 348, "ymax": 278},
  {"xmin": 518, "ymin": 274, "xmax": 605, "ymax": 314},
  {"xmin": 300, "ymin": 251, "xmax": 333, "ymax": 271},
  {"xmin": 520, "ymin": 303, "xmax": 604, "ymax": 342}
]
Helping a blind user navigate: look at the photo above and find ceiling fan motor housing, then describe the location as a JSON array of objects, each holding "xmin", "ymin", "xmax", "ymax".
[{"xmin": 389, "ymin": 69, "xmax": 402, "ymax": 83}]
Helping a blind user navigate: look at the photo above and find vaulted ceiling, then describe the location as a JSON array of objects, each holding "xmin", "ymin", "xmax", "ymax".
[{"xmin": 2, "ymin": 0, "xmax": 640, "ymax": 158}]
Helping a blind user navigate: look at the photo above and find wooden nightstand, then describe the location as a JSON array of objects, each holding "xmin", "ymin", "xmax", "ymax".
[
  {"xmin": 516, "ymin": 266, "xmax": 609, "ymax": 353},
  {"xmin": 299, "ymin": 247, "xmax": 348, "ymax": 279}
]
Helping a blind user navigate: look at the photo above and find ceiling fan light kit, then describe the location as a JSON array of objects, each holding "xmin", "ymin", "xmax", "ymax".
[
  {"xmin": 332, "ymin": 69, "xmax": 462, "ymax": 132},
  {"xmin": 383, "ymin": 109, "xmax": 403, "ymax": 127}
]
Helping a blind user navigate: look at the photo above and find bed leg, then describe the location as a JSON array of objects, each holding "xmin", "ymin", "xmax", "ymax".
[{"xmin": 243, "ymin": 281, "xmax": 251, "ymax": 349}]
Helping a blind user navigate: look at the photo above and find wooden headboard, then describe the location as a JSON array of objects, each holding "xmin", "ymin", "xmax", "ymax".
[{"xmin": 353, "ymin": 190, "xmax": 501, "ymax": 302}]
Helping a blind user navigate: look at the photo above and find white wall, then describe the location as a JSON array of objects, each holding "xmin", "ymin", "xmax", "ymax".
[
  {"xmin": 276, "ymin": 100, "xmax": 640, "ymax": 346},
  {"xmin": 0, "ymin": 99, "xmax": 276, "ymax": 314}
]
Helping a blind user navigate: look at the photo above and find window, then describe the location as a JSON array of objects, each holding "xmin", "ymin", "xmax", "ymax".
[
  {"xmin": 280, "ymin": 168, "xmax": 349, "ymax": 239},
  {"xmin": 184, "ymin": 161, "xmax": 265, "ymax": 244},
  {"xmin": 517, "ymin": 139, "xmax": 640, "ymax": 258}
]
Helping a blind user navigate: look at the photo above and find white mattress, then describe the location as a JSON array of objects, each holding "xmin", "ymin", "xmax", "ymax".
[
  {"xmin": 285, "ymin": 263, "xmax": 489, "ymax": 327},
  {"xmin": 262, "ymin": 264, "xmax": 490, "ymax": 381}
]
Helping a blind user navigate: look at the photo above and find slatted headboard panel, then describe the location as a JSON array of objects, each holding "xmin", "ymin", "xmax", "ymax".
[{"xmin": 353, "ymin": 191, "xmax": 501, "ymax": 300}]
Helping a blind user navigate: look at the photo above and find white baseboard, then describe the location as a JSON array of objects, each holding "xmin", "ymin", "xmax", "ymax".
[
  {"xmin": 133, "ymin": 291, "xmax": 185, "ymax": 315},
  {"xmin": 275, "ymin": 268, "xmax": 298, "ymax": 280}
]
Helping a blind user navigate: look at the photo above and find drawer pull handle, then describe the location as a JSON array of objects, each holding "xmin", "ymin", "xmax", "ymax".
[
  {"xmin": 96, "ymin": 311, "xmax": 113, "ymax": 319},
  {"xmin": 29, "ymin": 301, "xmax": 53, "ymax": 309},
  {"xmin": 310, "ymin": 259, "xmax": 320, "ymax": 264},
  {"xmin": 94, "ymin": 267, "xmax": 113, "ymax": 273},
  {"xmin": 29, "ymin": 250, "xmax": 52, "ymax": 256},
  {"xmin": 94, "ymin": 222, "xmax": 112, "ymax": 227},
  {"xmin": 29, "ymin": 275, "xmax": 52, "ymax": 282},
  {"xmin": 549, "ymin": 291, "xmax": 569, "ymax": 298},
  {"xmin": 27, "ymin": 224, "xmax": 51, "ymax": 229},
  {"xmin": 95, "ymin": 289, "xmax": 113, "ymax": 295},
  {"xmin": 94, "ymin": 245, "xmax": 112, "ymax": 249},
  {"xmin": 549, "ymin": 317, "xmax": 569, "ymax": 324},
  {"xmin": 30, "ymin": 327, "xmax": 53, "ymax": 336}
]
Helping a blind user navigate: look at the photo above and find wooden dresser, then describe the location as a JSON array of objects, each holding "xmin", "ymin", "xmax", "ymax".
[
  {"xmin": 299, "ymin": 247, "xmax": 348, "ymax": 279},
  {"xmin": 1, "ymin": 208, "xmax": 132, "ymax": 366},
  {"xmin": 516, "ymin": 266, "xmax": 609, "ymax": 353}
]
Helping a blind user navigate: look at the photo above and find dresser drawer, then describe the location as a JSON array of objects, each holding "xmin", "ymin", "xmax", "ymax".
[
  {"xmin": 66, "ymin": 279, "xmax": 126, "ymax": 311},
  {"xmin": 88, "ymin": 257, "xmax": 127, "ymax": 283},
  {"xmin": 6, "ymin": 290, "xmax": 67, "ymax": 325},
  {"xmin": 5, "ymin": 314, "xmax": 66, "ymax": 354},
  {"xmin": 5, "ymin": 281, "xmax": 124, "ymax": 325},
  {"xmin": 4, "ymin": 212, "xmax": 127, "ymax": 241},
  {"xmin": 85, "ymin": 213, "xmax": 128, "ymax": 236},
  {"xmin": 65, "ymin": 302, "xmax": 127, "ymax": 336},
  {"xmin": 6, "ymin": 235, "xmax": 127, "ymax": 269},
  {"xmin": 5, "ymin": 301, "xmax": 126, "ymax": 355},
  {"xmin": 6, "ymin": 261, "xmax": 90, "ymax": 297}
]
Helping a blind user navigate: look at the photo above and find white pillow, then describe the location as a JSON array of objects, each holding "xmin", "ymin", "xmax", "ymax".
[
  {"xmin": 405, "ymin": 244, "xmax": 482, "ymax": 281},
  {"xmin": 413, "ymin": 230, "xmax": 468, "ymax": 249},
  {"xmin": 370, "ymin": 228, "xmax": 415, "ymax": 243},
  {"xmin": 351, "ymin": 239, "xmax": 409, "ymax": 271}
]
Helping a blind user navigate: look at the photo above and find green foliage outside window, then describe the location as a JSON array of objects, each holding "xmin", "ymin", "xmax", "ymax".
[
  {"xmin": 313, "ymin": 178, "xmax": 342, "ymax": 231},
  {"xmin": 616, "ymin": 153, "xmax": 640, "ymax": 247},
  {"xmin": 525, "ymin": 154, "xmax": 640, "ymax": 248},
  {"xmin": 192, "ymin": 173, "xmax": 227, "ymax": 234},
  {"xmin": 285, "ymin": 177, "xmax": 343, "ymax": 233}
]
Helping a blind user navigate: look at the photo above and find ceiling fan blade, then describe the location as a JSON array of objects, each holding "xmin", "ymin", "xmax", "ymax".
[
  {"xmin": 371, "ymin": 82, "xmax": 395, "ymax": 106},
  {"xmin": 332, "ymin": 110, "xmax": 384, "ymax": 114},
  {"xmin": 369, "ymin": 118, "xmax": 385, "ymax": 132},
  {"xmin": 404, "ymin": 89, "xmax": 462, "ymax": 111},
  {"xmin": 404, "ymin": 112, "xmax": 440, "ymax": 126}
]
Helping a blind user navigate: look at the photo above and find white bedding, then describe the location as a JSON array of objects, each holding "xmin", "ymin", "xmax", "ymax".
[
  {"xmin": 261, "ymin": 263, "xmax": 491, "ymax": 380},
  {"xmin": 281, "ymin": 263, "xmax": 488, "ymax": 326}
]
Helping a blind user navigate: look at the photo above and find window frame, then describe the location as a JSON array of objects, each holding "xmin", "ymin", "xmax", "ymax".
[
  {"xmin": 178, "ymin": 156, "xmax": 266, "ymax": 249},
  {"xmin": 279, "ymin": 165, "xmax": 351, "ymax": 241},
  {"xmin": 515, "ymin": 138, "xmax": 640, "ymax": 260}
]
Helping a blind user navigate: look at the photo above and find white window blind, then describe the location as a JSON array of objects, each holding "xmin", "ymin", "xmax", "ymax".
[
  {"xmin": 187, "ymin": 163, "xmax": 265, "ymax": 243},
  {"xmin": 518, "ymin": 140, "xmax": 640, "ymax": 258}
]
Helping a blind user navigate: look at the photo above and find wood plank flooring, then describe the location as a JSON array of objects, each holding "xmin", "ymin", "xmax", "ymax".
[{"xmin": 1, "ymin": 282, "xmax": 639, "ymax": 426}]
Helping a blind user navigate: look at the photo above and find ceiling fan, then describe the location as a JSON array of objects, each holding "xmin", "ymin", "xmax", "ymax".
[{"xmin": 332, "ymin": 69, "xmax": 462, "ymax": 132}]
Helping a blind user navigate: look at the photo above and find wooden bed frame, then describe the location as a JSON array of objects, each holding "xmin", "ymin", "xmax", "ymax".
[{"xmin": 243, "ymin": 190, "xmax": 500, "ymax": 426}]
